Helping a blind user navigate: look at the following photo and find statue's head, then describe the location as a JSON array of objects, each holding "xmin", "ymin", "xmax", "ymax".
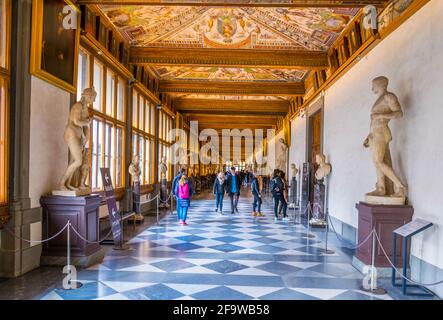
[
  {"xmin": 279, "ymin": 138, "xmax": 285, "ymax": 144},
  {"xmin": 372, "ymin": 76, "xmax": 389, "ymax": 95},
  {"xmin": 315, "ymin": 154, "xmax": 326, "ymax": 165},
  {"xmin": 82, "ymin": 87, "xmax": 97, "ymax": 104},
  {"xmin": 161, "ymin": 156, "xmax": 167, "ymax": 164}
]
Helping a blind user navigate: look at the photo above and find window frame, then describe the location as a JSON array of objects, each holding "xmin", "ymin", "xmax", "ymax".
[
  {"xmin": 80, "ymin": 47, "xmax": 127, "ymax": 192},
  {"xmin": 0, "ymin": 0, "xmax": 11, "ymax": 218}
]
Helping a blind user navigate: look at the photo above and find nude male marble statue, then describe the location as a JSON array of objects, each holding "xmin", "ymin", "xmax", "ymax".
[
  {"xmin": 55, "ymin": 88, "xmax": 95, "ymax": 194},
  {"xmin": 159, "ymin": 156, "xmax": 168, "ymax": 180},
  {"xmin": 363, "ymin": 76, "xmax": 407, "ymax": 204},
  {"xmin": 276, "ymin": 138, "xmax": 289, "ymax": 173},
  {"xmin": 291, "ymin": 163, "xmax": 299, "ymax": 178}
]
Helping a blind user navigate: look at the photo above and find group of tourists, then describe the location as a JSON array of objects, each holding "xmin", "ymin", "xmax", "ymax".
[{"xmin": 171, "ymin": 166, "xmax": 290, "ymax": 225}]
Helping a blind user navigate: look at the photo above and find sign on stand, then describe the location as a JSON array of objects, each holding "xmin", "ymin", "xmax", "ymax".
[{"xmin": 100, "ymin": 168, "xmax": 123, "ymax": 249}]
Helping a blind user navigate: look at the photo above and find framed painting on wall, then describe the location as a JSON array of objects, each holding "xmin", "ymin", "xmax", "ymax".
[{"xmin": 30, "ymin": 0, "xmax": 80, "ymax": 93}]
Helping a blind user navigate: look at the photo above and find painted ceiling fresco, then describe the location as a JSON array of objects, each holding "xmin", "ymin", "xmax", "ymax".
[
  {"xmin": 176, "ymin": 94, "xmax": 286, "ymax": 100},
  {"xmin": 99, "ymin": 6, "xmax": 359, "ymax": 51},
  {"xmin": 152, "ymin": 66, "xmax": 308, "ymax": 82}
]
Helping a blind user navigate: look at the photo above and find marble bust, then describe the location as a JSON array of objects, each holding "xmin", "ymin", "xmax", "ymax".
[
  {"xmin": 315, "ymin": 154, "xmax": 332, "ymax": 181},
  {"xmin": 363, "ymin": 76, "xmax": 407, "ymax": 205},
  {"xmin": 53, "ymin": 88, "xmax": 95, "ymax": 196}
]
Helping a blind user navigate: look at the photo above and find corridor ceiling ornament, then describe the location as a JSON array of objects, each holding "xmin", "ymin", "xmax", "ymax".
[{"xmin": 99, "ymin": 6, "xmax": 359, "ymax": 50}]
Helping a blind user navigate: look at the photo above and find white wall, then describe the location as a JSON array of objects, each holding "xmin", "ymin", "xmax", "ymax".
[
  {"xmin": 29, "ymin": 77, "xmax": 70, "ymax": 207},
  {"xmin": 317, "ymin": 1, "xmax": 443, "ymax": 273},
  {"xmin": 289, "ymin": 116, "xmax": 306, "ymax": 181}
]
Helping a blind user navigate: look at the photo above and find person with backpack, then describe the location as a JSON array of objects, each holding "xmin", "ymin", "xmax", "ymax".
[
  {"xmin": 174, "ymin": 174, "xmax": 193, "ymax": 225},
  {"xmin": 270, "ymin": 169, "xmax": 289, "ymax": 222},
  {"xmin": 251, "ymin": 172, "xmax": 264, "ymax": 217},
  {"xmin": 213, "ymin": 172, "xmax": 226, "ymax": 214},
  {"xmin": 172, "ymin": 168, "xmax": 186, "ymax": 216},
  {"xmin": 226, "ymin": 166, "xmax": 241, "ymax": 214}
]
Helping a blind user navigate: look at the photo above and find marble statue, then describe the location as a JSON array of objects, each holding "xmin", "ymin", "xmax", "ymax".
[
  {"xmin": 363, "ymin": 76, "xmax": 407, "ymax": 205},
  {"xmin": 129, "ymin": 155, "xmax": 143, "ymax": 221},
  {"xmin": 276, "ymin": 138, "xmax": 289, "ymax": 173},
  {"xmin": 310, "ymin": 154, "xmax": 331, "ymax": 227},
  {"xmin": 128, "ymin": 154, "xmax": 141, "ymax": 183},
  {"xmin": 54, "ymin": 88, "xmax": 95, "ymax": 196},
  {"xmin": 159, "ymin": 156, "xmax": 168, "ymax": 180},
  {"xmin": 314, "ymin": 154, "xmax": 332, "ymax": 181},
  {"xmin": 291, "ymin": 163, "xmax": 299, "ymax": 178}
]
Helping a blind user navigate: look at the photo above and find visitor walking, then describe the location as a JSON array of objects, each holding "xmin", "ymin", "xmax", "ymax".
[
  {"xmin": 213, "ymin": 172, "xmax": 226, "ymax": 214},
  {"xmin": 270, "ymin": 169, "xmax": 288, "ymax": 222},
  {"xmin": 175, "ymin": 174, "xmax": 193, "ymax": 225},
  {"xmin": 226, "ymin": 166, "xmax": 241, "ymax": 214},
  {"xmin": 278, "ymin": 170, "xmax": 289, "ymax": 220},
  {"xmin": 172, "ymin": 168, "xmax": 186, "ymax": 217},
  {"xmin": 251, "ymin": 172, "xmax": 264, "ymax": 217}
]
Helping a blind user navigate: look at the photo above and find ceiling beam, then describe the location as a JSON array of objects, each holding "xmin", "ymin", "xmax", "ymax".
[
  {"xmin": 78, "ymin": 1, "xmax": 386, "ymax": 8},
  {"xmin": 131, "ymin": 48, "xmax": 328, "ymax": 69},
  {"xmin": 190, "ymin": 114, "xmax": 278, "ymax": 125},
  {"xmin": 175, "ymin": 99, "xmax": 289, "ymax": 115},
  {"xmin": 160, "ymin": 81, "xmax": 305, "ymax": 96}
]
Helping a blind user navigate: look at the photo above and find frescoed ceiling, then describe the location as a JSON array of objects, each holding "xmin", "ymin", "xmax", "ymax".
[
  {"xmin": 99, "ymin": 6, "xmax": 359, "ymax": 51},
  {"xmin": 174, "ymin": 94, "xmax": 286, "ymax": 100},
  {"xmin": 151, "ymin": 66, "xmax": 308, "ymax": 82}
]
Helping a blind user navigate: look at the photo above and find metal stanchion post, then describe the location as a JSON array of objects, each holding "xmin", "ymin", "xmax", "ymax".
[
  {"xmin": 65, "ymin": 221, "xmax": 82, "ymax": 290},
  {"xmin": 156, "ymin": 196, "xmax": 159, "ymax": 225},
  {"xmin": 362, "ymin": 229, "xmax": 387, "ymax": 295},
  {"xmin": 320, "ymin": 208, "xmax": 335, "ymax": 254}
]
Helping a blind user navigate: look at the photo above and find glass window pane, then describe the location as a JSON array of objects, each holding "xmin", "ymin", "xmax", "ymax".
[
  {"xmin": 106, "ymin": 71, "xmax": 115, "ymax": 116},
  {"xmin": 139, "ymin": 136, "xmax": 144, "ymax": 182},
  {"xmin": 138, "ymin": 95, "xmax": 144, "ymax": 131},
  {"xmin": 150, "ymin": 104, "xmax": 155, "ymax": 135},
  {"xmin": 132, "ymin": 133, "xmax": 137, "ymax": 157},
  {"xmin": 93, "ymin": 61, "xmax": 103, "ymax": 111},
  {"xmin": 117, "ymin": 78, "xmax": 125, "ymax": 121},
  {"xmin": 145, "ymin": 139, "xmax": 150, "ymax": 184},
  {"xmin": 132, "ymin": 92, "xmax": 138, "ymax": 128},
  {"xmin": 144, "ymin": 100, "xmax": 150, "ymax": 133},
  {"xmin": 77, "ymin": 51, "xmax": 89, "ymax": 101},
  {"xmin": 0, "ymin": 79, "xmax": 7, "ymax": 203},
  {"xmin": 116, "ymin": 127, "xmax": 123, "ymax": 187}
]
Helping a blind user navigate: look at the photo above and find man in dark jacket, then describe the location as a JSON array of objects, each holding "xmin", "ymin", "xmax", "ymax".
[
  {"xmin": 226, "ymin": 167, "xmax": 241, "ymax": 214},
  {"xmin": 251, "ymin": 173, "xmax": 264, "ymax": 217},
  {"xmin": 270, "ymin": 169, "xmax": 288, "ymax": 221}
]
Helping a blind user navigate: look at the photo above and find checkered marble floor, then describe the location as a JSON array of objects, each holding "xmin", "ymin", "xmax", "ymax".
[{"xmin": 38, "ymin": 194, "xmax": 399, "ymax": 300}]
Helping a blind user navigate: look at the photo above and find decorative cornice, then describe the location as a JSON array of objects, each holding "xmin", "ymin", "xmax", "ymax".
[{"xmin": 130, "ymin": 48, "xmax": 329, "ymax": 69}]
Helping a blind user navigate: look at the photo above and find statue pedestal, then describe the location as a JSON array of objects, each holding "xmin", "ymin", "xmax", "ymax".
[
  {"xmin": 355, "ymin": 202, "xmax": 413, "ymax": 268},
  {"xmin": 289, "ymin": 177, "xmax": 298, "ymax": 209},
  {"xmin": 132, "ymin": 181, "xmax": 144, "ymax": 222},
  {"xmin": 160, "ymin": 178, "xmax": 169, "ymax": 208},
  {"xmin": 40, "ymin": 194, "xmax": 105, "ymax": 267},
  {"xmin": 310, "ymin": 182, "xmax": 326, "ymax": 227},
  {"xmin": 52, "ymin": 188, "xmax": 91, "ymax": 197}
]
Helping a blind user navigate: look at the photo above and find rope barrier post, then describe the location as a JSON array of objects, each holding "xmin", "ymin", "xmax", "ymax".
[
  {"xmin": 156, "ymin": 195, "xmax": 159, "ymax": 225},
  {"xmin": 64, "ymin": 221, "xmax": 82, "ymax": 290},
  {"xmin": 320, "ymin": 208, "xmax": 335, "ymax": 255},
  {"xmin": 361, "ymin": 229, "xmax": 387, "ymax": 295}
]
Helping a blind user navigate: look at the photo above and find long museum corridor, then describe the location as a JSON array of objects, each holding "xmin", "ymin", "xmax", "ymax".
[{"xmin": 0, "ymin": 0, "xmax": 443, "ymax": 304}]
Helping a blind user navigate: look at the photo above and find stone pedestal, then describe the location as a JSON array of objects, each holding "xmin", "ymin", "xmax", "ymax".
[
  {"xmin": 355, "ymin": 202, "xmax": 413, "ymax": 268},
  {"xmin": 160, "ymin": 178, "xmax": 169, "ymax": 208},
  {"xmin": 290, "ymin": 177, "xmax": 297, "ymax": 205},
  {"xmin": 40, "ymin": 194, "xmax": 105, "ymax": 267}
]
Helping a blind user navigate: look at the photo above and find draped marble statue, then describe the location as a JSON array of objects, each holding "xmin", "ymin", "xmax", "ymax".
[{"xmin": 363, "ymin": 76, "xmax": 407, "ymax": 205}]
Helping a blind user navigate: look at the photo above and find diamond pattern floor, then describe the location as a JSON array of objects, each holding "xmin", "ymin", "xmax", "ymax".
[{"xmin": 35, "ymin": 192, "xmax": 432, "ymax": 300}]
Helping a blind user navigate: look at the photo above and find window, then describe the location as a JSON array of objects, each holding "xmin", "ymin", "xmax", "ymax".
[
  {"xmin": 158, "ymin": 110, "xmax": 173, "ymax": 182},
  {"xmin": 132, "ymin": 89, "xmax": 155, "ymax": 185},
  {"xmin": 78, "ymin": 48, "xmax": 126, "ymax": 190},
  {"xmin": 77, "ymin": 49, "xmax": 90, "ymax": 101},
  {"xmin": 0, "ymin": 0, "xmax": 10, "ymax": 209}
]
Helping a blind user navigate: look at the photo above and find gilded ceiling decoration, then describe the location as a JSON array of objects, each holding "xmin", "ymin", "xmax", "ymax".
[
  {"xmin": 175, "ymin": 94, "xmax": 286, "ymax": 100},
  {"xmin": 99, "ymin": 6, "xmax": 359, "ymax": 51},
  {"xmin": 152, "ymin": 66, "xmax": 308, "ymax": 82}
]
